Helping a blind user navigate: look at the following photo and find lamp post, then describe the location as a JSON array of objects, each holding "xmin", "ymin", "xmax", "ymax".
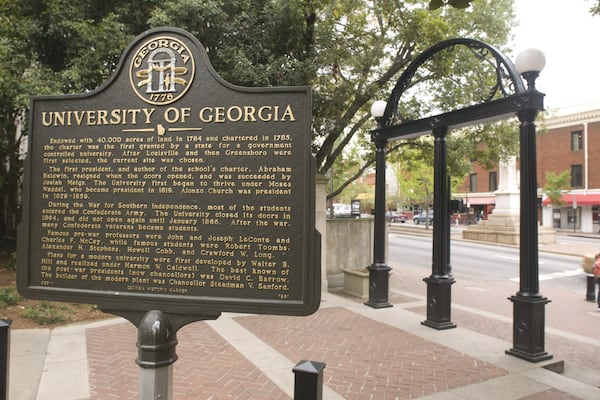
[
  {"xmin": 365, "ymin": 100, "xmax": 393, "ymax": 308},
  {"xmin": 506, "ymin": 48, "xmax": 552, "ymax": 362},
  {"xmin": 368, "ymin": 38, "xmax": 551, "ymax": 362}
]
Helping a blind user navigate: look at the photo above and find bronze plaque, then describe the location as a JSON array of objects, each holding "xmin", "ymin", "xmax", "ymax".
[{"xmin": 18, "ymin": 27, "xmax": 320, "ymax": 316}]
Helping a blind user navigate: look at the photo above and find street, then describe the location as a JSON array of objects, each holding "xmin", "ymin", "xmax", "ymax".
[{"xmin": 388, "ymin": 230, "xmax": 589, "ymax": 296}]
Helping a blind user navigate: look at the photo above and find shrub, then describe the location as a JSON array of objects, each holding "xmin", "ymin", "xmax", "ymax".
[
  {"xmin": 0, "ymin": 287, "xmax": 20, "ymax": 307},
  {"xmin": 22, "ymin": 302, "xmax": 73, "ymax": 325}
]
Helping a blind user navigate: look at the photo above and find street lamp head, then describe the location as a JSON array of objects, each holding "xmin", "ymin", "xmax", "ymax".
[
  {"xmin": 515, "ymin": 48, "xmax": 546, "ymax": 74},
  {"xmin": 370, "ymin": 100, "xmax": 387, "ymax": 119},
  {"xmin": 515, "ymin": 48, "xmax": 545, "ymax": 90}
]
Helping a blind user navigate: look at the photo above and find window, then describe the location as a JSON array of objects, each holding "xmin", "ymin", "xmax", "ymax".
[
  {"xmin": 571, "ymin": 130, "xmax": 583, "ymax": 151},
  {"xmin": 489, "ymin": 171, "xmax": 498, "ymax": 192},
  {"xmin": 571, "ymin": 164, "xmax": 583, "ymax": 188},
  {"xmin": 469, "ymin": 173, "xmax": 478, "ymax": 192}
]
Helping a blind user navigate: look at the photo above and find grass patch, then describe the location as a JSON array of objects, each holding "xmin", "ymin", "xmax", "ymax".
[
  {"xmin": 22, "ymin": 301, "xmax": 75, "ymax": 325},
  {"xmin": 0, "ymin": 287, "xmax": 21, "ymax": 307}
]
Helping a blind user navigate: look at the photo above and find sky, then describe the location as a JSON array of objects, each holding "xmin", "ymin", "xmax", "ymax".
[{"xmin": 512, "ymin": 0, "xmax": 600, "ymax": 111}]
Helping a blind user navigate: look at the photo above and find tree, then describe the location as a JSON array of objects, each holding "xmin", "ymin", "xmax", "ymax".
[
  {"xmin": 0, "ymin": 0, "xmax": 517, "ymax": 239},
  {"xmin": 543, "ymin": 170, "xmax": 570, "ymax": 208},
  {"xmin": 0, "ymin": 1, "xmax": 67, "ymax": 242},
  {"xmin": 310, "ymin": 0, "xmax": 516, "ymax": 199},
  {"xmin": 0, "ymin": 0, "xmax": 153, "ymax": 241},
  {"xmin": 148, "ymin": 0, "xmax": 316, "ymax": 88},
  {"xmin": 396, "ymin": 146, "xmax": 434, "ymax": 210}
]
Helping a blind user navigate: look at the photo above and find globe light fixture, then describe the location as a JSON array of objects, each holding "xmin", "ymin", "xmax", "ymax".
[
  {"xmin": 370, "ymin": 100, "xmax": 387, "ymax": 119},
  {"xmin": 515, "ymin": 48, "xmax": 546, "ymax": 90}
]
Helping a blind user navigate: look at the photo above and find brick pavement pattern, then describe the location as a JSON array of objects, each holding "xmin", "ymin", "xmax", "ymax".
[
  {"xmin": 86, "ymin": 322, "xmax": 289, "ymax": 400},
  {"xmin": 85, "ymin": 306, "xmax": 509, "ymax": 400},
  {"xmin": 235, "ymin": 307, "xmax": 507, "ymax": 400}
]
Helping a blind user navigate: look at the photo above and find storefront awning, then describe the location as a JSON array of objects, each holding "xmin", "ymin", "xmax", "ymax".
[
  {"xmin": 542, "ymin": 193, "xmax": 600, "ymax": 206},
  {"xmin": 465, "ymin": 196, "xmax": 495, "ymax": 205}
]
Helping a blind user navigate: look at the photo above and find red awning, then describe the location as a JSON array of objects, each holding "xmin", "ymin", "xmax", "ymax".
[
  {"xmin": 466, "ymin": 196, "xmax": 495, "ymax": 205},
  {"xmin": 542, "ymin": 193, "xmax": 600, "ymax": 206}
]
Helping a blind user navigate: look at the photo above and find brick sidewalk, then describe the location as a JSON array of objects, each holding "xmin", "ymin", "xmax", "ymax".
[
  {"xmin": 87, "ymin": 321, "xmax": 290, "ymax": 400},
  {"xmin": 82, "ymin": 267, "xmax": 600, "ymax": 400},
  {"xmin": 86, "ymin": 306, "xmax": 507, "ymax": 399},
  {"xmin": 235, "ymin": 307, "xmax": 506, "ymax": 399},
  {"xmin": 83, "ymin": 238, "xmax": 600, "ymax": 400}
]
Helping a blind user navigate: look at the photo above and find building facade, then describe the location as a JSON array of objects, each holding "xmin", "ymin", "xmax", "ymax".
[{"xmin": 463, "ymin": 101, "xmax": 600, "ymax": 233}]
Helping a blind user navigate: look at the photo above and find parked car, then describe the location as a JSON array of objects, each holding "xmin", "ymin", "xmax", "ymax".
[
  {"xmin": 413, "ymin": 211, "xmax": 433, "ymax": 225},
  {"xmin": 386, "ymin": 211, "xmax": 407, "ymax": 223}
]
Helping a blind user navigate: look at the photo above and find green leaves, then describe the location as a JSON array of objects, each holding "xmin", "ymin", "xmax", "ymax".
[
  {"xmin": 544, "ymin": 170, "xmax": 570, "ymax": 207},
  {"xmin": 148, "ymin": 0, "xmax": 315, "ymax": 88},
  {"xmin": 0, "ymin": 0, "xmax": 517, "ymax": 225}
]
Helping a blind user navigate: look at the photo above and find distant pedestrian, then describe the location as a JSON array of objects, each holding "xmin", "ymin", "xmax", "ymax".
[{"xmin": 593, "ymin": 253, "xmax": 600, "ymax": 310}]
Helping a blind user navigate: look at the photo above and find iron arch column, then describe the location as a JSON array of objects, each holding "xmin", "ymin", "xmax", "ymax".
[
  {"xmin": 422, "ymin": 127, "xmax": 456, "ymax": 330},
  {"xmin": 505, "ymin": 107, "xmax": 552, "ymax": 362},
  {"xmin": 366, "ymin": 138, "xmax": 392, "ymax": 308}
]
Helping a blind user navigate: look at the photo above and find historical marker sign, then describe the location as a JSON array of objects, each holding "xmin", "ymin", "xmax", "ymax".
[{"xmin": 17, "ymin": 27, "xmax": 320, "ymax": 316}]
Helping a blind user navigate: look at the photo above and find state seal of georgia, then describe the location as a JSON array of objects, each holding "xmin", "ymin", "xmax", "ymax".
[{"xmin": 130, "ymin": 35, "xmax": 195, "ymax": 106}]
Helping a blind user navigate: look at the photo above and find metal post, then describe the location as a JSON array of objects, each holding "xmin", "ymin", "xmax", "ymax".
[
  {"xmin": 573, "ymin": 197, "xmax": 577, "ymax": 233},
  {"xmin": 447, "ymin": 176, "xmax": 452, "ymax": 276},
  {"xmin": 293, "ymin": 360, "xmax": 326, "ymax": 400},
  {"xmin": 422, "ymin": 127, "xmax": 456, "ymax": 330},
  {"xmin": 586, "ymin": 275, "xmax": 596, "ymax": 302},
  {"xmin": 137, "ymin": 310, "xmax": 178, "ymax": 400},
  {"xmin": 366, "ymin": 137, "xmax": 392, "ymax": 308},
  {"xmin": 0, "ymin": 320, "xmax": 10, "ymax": 400},
  {"xmin": 506, "ymin": 104, "xmax": 552, "ymax": 362}
]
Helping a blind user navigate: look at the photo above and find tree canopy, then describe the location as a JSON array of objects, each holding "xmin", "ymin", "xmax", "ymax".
[
  {"xmin": 311, "ymin": 0, "xmax": 516, "ymax": 199},
  {"xmin": 0, "ymin": 0, "xmax": 517, "ymax": 239},
  {"xmin": 543, "ymin": 170, "xmax": 570, "ymax": 208}
]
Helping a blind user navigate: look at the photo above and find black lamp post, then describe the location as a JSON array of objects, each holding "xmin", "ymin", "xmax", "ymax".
[
  {"xmin": 365, "ymin": 101, "xmax": 393, "ymax": 308},
  {"xmin": 368, "ymin": 38, "xmax": 551, "ymax": 362},
  {"xmin": 506, "ymin": 48, "xmax": 552, "ymax": 362}
]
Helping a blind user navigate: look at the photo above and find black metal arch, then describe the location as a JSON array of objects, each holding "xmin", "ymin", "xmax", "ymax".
[
  {"xmin": 378, "ymin": 38, "xmax": 526, "ymax": 129},
  {"xmin": 367, "ymin": 37, "xmax": 551, "ymax": 363}
]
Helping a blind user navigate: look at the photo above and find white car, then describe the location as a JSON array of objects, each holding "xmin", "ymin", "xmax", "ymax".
[{"xmin": 413, "ymin": 212, "xmax": 433, "ymax": 224}]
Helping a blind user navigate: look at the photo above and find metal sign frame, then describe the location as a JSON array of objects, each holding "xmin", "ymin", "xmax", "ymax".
[{"xmin": 17, "ymin": 27, "xmax": 320, "ymax": 317}]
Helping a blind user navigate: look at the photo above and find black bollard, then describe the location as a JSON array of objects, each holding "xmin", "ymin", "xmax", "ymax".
[
  {"xmin": 586, "ymin": 275, "xmax": 597, "ymax": 302},
  {"xmin": 0, "ymin": 319, "xmax": 11, "ymax": 400},
  {"xmin": 293, "ymin": 360, "xmax": 326, "ymax": 400},
  {"xmin": 136, "ymin": 311, "xmax": 178, "ymax": 400}
]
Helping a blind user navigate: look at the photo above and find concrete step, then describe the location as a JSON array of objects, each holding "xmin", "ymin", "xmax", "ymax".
[{"xmin": 560, "ymin": 361, "xmax": 600, "ymax": 389}]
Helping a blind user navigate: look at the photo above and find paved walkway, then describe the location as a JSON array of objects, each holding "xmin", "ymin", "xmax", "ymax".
[{"xmin": 9, "ymin": 230, "xmax": 600, "ymax": 399}]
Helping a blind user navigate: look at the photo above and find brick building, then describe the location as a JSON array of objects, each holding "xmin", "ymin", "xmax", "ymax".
[{"xmin": 462, "ymin": 101, "xmax": 600, "ymax": 233}]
